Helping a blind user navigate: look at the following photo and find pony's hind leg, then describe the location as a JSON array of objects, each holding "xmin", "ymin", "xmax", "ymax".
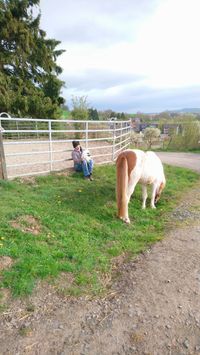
[
  {"xmin": 123, "ymin": 179, "xmax": 139, "ymax": 223},
  {"xmin": 127, "ymin": 180, "xmax": 138, "ymax": 204},
  {"xmin": 142, "ymin": 185, "xmax": 148, "ymax": 209},
  {"xmin": 151, "ymin": 183, "xmax": 157, "ymax": 209}
]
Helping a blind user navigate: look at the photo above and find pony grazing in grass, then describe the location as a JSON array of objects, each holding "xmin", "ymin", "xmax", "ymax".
[{"xmin": 116, "ymin": 149, "xmax": 166, "ymax": 224}]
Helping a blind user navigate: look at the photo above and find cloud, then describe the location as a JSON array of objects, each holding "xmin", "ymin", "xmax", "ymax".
[
  {"xmin": 40, "ymin": 0, "xmax": 159, "ymax": 44},
  {"xmin": 63, "ymin": 85, "xmax": 200, "ymax": 113},
  {"xmin": 63, "ymin": 69, "xmax": 144, "ymax": 90},
  {"xmin": 51, "ymin": 20, "xmax": 130, "ymax": 45},
  {"xmin": 40, "ymin": 0, "xmax": 200, "ymax": 112}
]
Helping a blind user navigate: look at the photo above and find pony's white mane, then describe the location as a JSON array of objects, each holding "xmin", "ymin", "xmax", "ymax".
[{"xmin": 116, "ymin": 149, "xmax": 166, "ymax": 224}]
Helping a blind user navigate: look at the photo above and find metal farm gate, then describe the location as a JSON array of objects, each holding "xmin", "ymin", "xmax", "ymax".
[{"xmin": 0, "ymin": 115, "xmax": 131, "ymax": 179}]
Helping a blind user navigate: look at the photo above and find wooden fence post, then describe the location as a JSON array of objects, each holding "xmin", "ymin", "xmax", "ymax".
[{"xmin": 0, "ymin": 131, "xmax": 7, "ymax": 179}]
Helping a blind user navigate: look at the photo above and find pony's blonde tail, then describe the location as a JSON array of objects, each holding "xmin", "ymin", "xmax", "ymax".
[
  {"xmin": 116, "ymin": 153, "xmax": 128, "ymax": 220},
  {"xmin": 116, "ymin": 150, "xmax": 137, "ymax": 222}
]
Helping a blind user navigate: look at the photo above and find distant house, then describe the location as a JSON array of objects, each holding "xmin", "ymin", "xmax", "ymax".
[
  {"xmin": 109, "ymin": 117, "xmax": 117, "ymax": 129},
  {"xmin": 139, "ymin": 123, "xmax": 149, "ymax": 132},
  {"xmin": 131, "ymin": 119, "xmax": 159, "ymax": 133},
  {"xmin": 162, "ymin": 123, "xmax": 181, "ymax": 135},
  {"xmin": 131, "ymin": 117, "xmax": 140, "ymax": 130}
]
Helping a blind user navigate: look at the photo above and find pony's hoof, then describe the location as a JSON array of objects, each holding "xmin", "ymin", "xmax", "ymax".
[
  {"xmin": 120, "ymin": 216, "xmax": 130, "ymax": 224},
  {"xmin": 125, "ymin": 218, "xmax": 130, "ymax": 224}
]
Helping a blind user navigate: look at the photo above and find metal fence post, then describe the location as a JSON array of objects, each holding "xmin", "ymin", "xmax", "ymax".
[
  {"xmin": 129, "ymin": 119, "xmax": 131, "ymax": 145},
  {"xmin": 16, "ymin": 120, "xmax": 20, "ymax": 139},
  {"xmin": 48, "ymin": 120, "xmax": 53, "ymax": 171},
  {"xmin": 0, "ymin": 131, "xmax": 7, "ymax": 180},
  {"xmin": 36, "ymin": 121, "xmax": 39, "ymax": 139},
  {"xmin": 120, "ymin": 122, "xmax": 123, "ymax": 149},
  {"xmin": 85, "ymin": 121, "xmax": 88, "ymax": 149},
  {"xmin": 112, "ymin": 121, "xmax": 116, "ymax": 161}
]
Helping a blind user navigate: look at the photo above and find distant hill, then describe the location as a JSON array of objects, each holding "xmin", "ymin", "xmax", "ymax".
[{"xmin": 169, "ymin": 108, "xmax": 200, "ymax": 114}]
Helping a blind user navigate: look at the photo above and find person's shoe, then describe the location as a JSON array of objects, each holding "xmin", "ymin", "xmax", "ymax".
[
  {"xmin": 89, "ymin": 174, "xmax": 94, "ymax": 181},
  {"xmin": 84, "ymin": 176, "xmax": 90, "ymax": 180}
]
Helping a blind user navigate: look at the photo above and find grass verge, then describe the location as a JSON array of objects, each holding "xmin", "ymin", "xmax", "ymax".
[{"xmin": 0, "ymin": 164, "xmax": 199, "ymax": 297}]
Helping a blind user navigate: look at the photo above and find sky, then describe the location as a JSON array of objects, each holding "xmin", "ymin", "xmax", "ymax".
[{"xmin": 40, "ymin": 0, "xmax": 200, "ymax": 113}]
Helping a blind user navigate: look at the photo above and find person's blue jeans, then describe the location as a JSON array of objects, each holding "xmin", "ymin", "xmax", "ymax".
[{"xmin": 74, "ymin": 159, "xmax": 94, "ymax": 177}]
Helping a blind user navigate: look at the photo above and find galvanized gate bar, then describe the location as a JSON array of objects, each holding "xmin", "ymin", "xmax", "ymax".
[{"xmin": 0, "ymin": 116, "xmax": 131, "ymax": 179}]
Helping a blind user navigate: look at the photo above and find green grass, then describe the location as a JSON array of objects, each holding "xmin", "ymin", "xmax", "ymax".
[{"xmin": 0, "ymin": 165, "xmax": 199, "ymax": 297}]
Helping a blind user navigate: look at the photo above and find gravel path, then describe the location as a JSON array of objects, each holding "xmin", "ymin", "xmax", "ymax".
[
  {"xmin": 156, "ymin": 152, "xmax": 200, "ymax": 173},
  {"xmin": 0, "ymin": 153, "xmax": 200, "ymax": 355}
]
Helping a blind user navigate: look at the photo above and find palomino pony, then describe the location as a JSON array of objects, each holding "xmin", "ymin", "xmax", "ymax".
[{"xmin": 116, "ymin": 149, "xmax": 166, "ymax": 223}]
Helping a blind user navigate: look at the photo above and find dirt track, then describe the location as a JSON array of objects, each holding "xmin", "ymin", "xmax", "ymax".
[
  {"xmin": 0, "ymin": 153, "xmax": 200, "ymax": 355},
  {"xmin": 156, "ymin": 152, "xmax": 200, "ymax": 173}
]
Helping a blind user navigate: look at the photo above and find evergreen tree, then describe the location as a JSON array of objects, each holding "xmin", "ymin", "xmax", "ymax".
[
  {"xmin": 88, "ymin": 108, "xmax": 99, "ymax": 120},
  {"xmin": 0, "ymin": 0, "xmax": 65, "ymax": 118},
  {"xmin": 120, "ymin": 112, "xmax": 126, "ymax": 120}
]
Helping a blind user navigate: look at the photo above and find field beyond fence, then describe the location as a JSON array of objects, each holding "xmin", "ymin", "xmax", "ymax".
[{"xmin": 0, "ymin": 117, "xmax": 131, "ymax": 179}]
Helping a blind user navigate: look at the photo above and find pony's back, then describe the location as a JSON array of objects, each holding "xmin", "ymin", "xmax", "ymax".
[{"xmin": 139, "ymin": 151, "xmax": 165, "ymax": 185}]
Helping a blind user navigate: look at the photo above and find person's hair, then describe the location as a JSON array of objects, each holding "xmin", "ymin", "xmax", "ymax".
[{"xmin": 72, "ymin": 140, "xmax": 80, "ymax": 148}]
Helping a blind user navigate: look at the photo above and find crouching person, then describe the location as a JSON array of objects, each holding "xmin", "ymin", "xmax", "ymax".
[{"xmin": 71, "ymin": 141, "xmax": 94, "ymax": 180}]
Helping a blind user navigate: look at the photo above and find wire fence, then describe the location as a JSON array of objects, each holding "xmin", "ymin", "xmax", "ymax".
[{"xmin": 0, "ymin": 115, "xmax": 131, "ymax": 179}]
